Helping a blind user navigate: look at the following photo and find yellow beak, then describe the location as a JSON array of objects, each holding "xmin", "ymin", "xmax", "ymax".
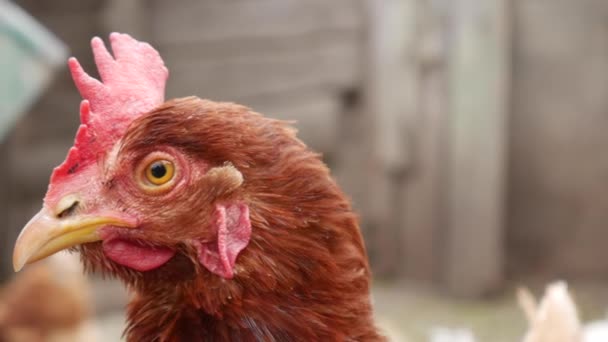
[{"xmin": 13, "ymin": 207, "xmax": 135, "ymax": 272}]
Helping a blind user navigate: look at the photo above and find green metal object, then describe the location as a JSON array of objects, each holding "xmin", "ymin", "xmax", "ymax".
[
  {"xmin": 0, "ymin": 1, "xmax": 67, "ymax": 141},
  {"xmin": 0, "ymin": 1, "xmax": 67, "ymax": 283}
]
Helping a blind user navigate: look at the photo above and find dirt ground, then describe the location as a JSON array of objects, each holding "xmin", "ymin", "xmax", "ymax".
[
  {"xmin": 373, "ymin": 279, "xmax": 608, "ymax": 341},
  {"xmin": 91, "ymin": 279, "xmax": 608, "ymax": 341}
]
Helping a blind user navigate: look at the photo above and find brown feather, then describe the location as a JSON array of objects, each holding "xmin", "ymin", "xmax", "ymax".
[{"xmin": 80, "ymin": 97, "xmax": 384, "ymax": 341}]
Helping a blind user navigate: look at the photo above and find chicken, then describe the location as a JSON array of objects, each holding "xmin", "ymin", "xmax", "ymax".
[
  {"xmin": 12, "ymin": 33, "xmax": 383, "ymax": 341},
  {"xmin": 518, "ymin": 281, "xmax": 582, "ymax": 342},
  {"xmin": 518, "ymin": 281, "xmax": 608, "ymax": 342},
  {"xmin": 0, "ymin": 253, "xmax": 95, "ymax": 342}
]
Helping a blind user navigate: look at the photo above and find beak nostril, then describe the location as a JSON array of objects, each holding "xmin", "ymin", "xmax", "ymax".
[{"xmin": 57, "ymin": 201, "xmax": 79, "ymax": 219}]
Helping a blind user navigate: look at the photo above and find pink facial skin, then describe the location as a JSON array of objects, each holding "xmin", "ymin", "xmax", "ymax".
[
  {"xmin": 45, "ymin": 33, "xmax": 252, "ymax": 277},
  {"xmin": 195, "ymin": 203, "xmax": 252, "ymax": 279},
  {"xmin": 98, "ymin": 202, "xmax": 252, "ymax": 275}
]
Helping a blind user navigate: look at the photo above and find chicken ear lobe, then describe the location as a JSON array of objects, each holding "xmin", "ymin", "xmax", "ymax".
[{"xmin": 196, "ymin": 203, "xmax": 251, "ymax": 279}]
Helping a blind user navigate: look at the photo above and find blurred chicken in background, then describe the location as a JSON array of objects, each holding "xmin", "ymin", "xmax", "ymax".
[
  {"xmin": 519, "ymin": 281, "xmax": 582, "ymax": 342},
  {"xmin": 0, "ymin": 253, "xmax": 96, "ymax": 342},
  {"xmin": 519, "ymin": 281, "xmax": 608, "ymax": 342}
]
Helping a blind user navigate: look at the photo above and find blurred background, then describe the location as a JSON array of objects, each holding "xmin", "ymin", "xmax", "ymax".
[{"xmin": 2, "ymin": 0, "xmax": 608, "ymax": 341}]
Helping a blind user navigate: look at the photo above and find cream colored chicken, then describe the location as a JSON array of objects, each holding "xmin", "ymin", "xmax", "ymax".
[
  {"xmin": 519, "ymin": 281, "xmax": 582, "ymax": 342},
  {"xmin": 0, "ymin": 252, "xmax": 95, "ymax": 342}
]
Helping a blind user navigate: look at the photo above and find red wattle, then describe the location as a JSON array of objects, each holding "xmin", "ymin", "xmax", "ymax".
[{"xmin": 102, "ymin": 238, "xmax": 175, "ymax": 272}]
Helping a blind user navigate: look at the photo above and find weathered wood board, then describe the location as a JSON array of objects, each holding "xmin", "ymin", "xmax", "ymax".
[{"xmin": 443, "ymin": 0, "xmax": 509, "ymax": 296}]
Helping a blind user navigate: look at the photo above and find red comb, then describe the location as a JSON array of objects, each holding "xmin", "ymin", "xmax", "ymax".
[{"xmin": 50, "ymin": 33, "xmax": 168, "ymax": 184}]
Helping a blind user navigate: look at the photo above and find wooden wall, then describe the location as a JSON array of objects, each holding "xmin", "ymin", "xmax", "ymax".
[
  {"xmin": 508, "ymin": 0, "xmax": 608, "ymax": 278},
  {"xmin": 2, "ymin": 0, "xmax": 399, "ymax": 281},
  {"xmin": 395, "ymin": 0, "xmax": 608, "ymax": 288},
  {"xmin": 1, "ymin": 0, "xmax": 105, "ymax": 282},
  {"xmin": 9, "ymin": 0, "xmax": 608, "ymax": 297},
  {"xmin": 2, "ymin": 0, "xmax": 509, "ymax": 296},
  {"xmin": 387, "ymin": 0, "xmax": 510, "ymax": 296}
]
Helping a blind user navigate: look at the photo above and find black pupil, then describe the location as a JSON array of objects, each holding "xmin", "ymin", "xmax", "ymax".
[{"xmin": 150, "ymin": 162, "xmax": 167, "ymax": 178}]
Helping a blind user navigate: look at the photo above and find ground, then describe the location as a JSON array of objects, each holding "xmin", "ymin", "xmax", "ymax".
[{"xmin": 91, "ymin": 278, "xmax": 608, "ymax": 341}]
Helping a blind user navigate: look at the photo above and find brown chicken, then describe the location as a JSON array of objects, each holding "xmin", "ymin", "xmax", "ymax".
[
  {"xmin": 12, "ymin": 33, "xmax": 383, "ymax": 341},
  {"xmin": 0, "ymin": 253, "xmax": 94, "ymax": 342}
]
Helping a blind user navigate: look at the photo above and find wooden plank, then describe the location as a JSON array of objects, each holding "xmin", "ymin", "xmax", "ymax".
[
  {"xmin": 366, "ymin": 0, "xmax": 415, "ymax": 173},
  {"xmin": 509, "ymin": 0, "xmax": 608, "ymax": 277},
  {"xmin": 157, "ymin": 29, "xmax": 361, "ymax": 65},
  {"xmin": 165, "ymin": 40, "xmax": 361, "ymax": 100},
  {"xmin": 443, "ymin": 0, "xmax": 510, "ymax": 296},
  {"xmin": 331, "ymin": 98, "xmax": 372, "ymax": 217},
  {"xmin": 331, "ymin": 97, "xmax": 384, "ymax": 268},
  {"xmin": 360, "ymin": 0, "xmax": 416, "ymax": 276},
  {"xmin": 150, "ymin": 0, "xmax": 363, "ymax": 44},
  {"xmin": 400, "ymin": 0, "xmax": 448, "ymax": 282}
]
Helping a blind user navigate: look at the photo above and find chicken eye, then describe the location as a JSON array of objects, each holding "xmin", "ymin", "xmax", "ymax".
[{"xmin": 145, "ymin": 160, "xmax": 174, "ymax": 185}]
